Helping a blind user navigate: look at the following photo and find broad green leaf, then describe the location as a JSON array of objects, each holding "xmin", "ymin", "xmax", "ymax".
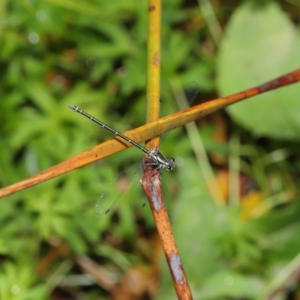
[{"xmin": 217, "ymin": 2, "xmax": 300, "ymax": 140}]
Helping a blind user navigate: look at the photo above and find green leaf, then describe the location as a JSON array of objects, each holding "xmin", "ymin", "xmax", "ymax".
[
  {"xmin": 0, "ymin": 262, "xmax": 47, "ymax": 300},
  {"xmin": 217, "ymin": 1, "xmax": 300, "ymax": 140},
  {"xmin": 197, "ymin": 271, "xmax": 263, "ymax": 299}
]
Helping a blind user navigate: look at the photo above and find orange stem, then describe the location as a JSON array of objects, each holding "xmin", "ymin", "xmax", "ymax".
[{"xmin": 0, "ymin": 69, "xmax": 299, "ymax": 199}]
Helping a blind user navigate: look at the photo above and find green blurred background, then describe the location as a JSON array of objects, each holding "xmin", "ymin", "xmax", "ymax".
[{"xmin": 1, "ymin": 0, "xmax": 300, "ymax": 299}]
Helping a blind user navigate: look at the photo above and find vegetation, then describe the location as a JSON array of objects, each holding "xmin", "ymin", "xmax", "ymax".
[{"xmin": 1, "ymin": 1, "xmax": 300, "ymax": 299}]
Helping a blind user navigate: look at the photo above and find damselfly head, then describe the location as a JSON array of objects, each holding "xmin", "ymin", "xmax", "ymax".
[{"xmin": 166, "ymin": 158, "xmax": 175, "ymax": 171}]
